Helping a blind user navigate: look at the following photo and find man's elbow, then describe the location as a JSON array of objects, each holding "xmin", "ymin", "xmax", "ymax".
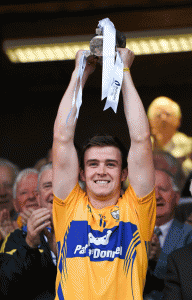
[
  {"xmin": 53, "ymin": 122, "xmax": 74, "ymax": 144},
  {"xmin": 131, "ymin": 131, "xmax": 151, "ymax": 144}
]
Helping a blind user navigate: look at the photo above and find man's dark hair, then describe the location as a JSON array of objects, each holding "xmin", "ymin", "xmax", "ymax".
[{"xmin": 79, "ymin": 135, "xmax": 128, "ymax": 171}]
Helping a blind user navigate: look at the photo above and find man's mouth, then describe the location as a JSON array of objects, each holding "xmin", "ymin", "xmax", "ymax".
[
  {"xmin": 26, "ymin": 203, "xmax": 39, "ymax": 208},
  {"xmin": 157, "ymin": 202, "xmax": 164, "ymax": 207},
  {"xmin": 94, "ymin": 180, "xmax": 110, "ymax": 185}
]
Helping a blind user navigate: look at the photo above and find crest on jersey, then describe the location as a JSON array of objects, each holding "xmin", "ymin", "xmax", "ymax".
[{"xmin": 111, "ymin": 209, "xmax": 119, "ymax": 220}]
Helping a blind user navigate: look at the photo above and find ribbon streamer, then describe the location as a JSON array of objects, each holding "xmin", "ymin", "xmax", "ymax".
[
  {"xmin": 98, "ymin": 18, "xmax": 124, "ymax": 113},
  {"xmin": 98, "ymin": 18, "xmax": 116, "ymax": 101},
  {"xmin": 103, "ymin": 51, "xmax": 123, "ymax": 113}
]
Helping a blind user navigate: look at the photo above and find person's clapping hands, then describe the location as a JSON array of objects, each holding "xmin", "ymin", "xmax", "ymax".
[
  {"xmin": 20, "ymin": 207, "xmax": 35, "ymax": 227},
  {"xmin": 25, "ymin": 208, "xmax": 51, "ymax": 248},
  {"xmin": 0, "ymin": 209, "xmax": 18, "ymax": 240},
  {"xmin": 149, "ymin": 233, "xmax": 161, "ymax": 262}
]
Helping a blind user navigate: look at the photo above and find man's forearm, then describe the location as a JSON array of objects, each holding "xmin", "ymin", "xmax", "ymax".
[
  {"xmin": 54, "ymin": 51, "xmax": 92, "ymax": 143},
  {"xmin": 122, "ymin": 71, "xmax": 151, "ymax": 142},
  {"xmin": 54, "ymin": 69, "xmax": 79, "ymax": 142}
]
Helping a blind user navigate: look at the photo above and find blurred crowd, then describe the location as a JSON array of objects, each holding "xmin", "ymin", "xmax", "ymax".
[{"xmin": 0, "ymin": 95, "xmax": 191, "ymax": 300}]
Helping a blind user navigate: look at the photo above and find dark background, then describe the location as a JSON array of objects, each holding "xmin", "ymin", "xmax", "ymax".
[{"xmin": 0, "ymin": 0, "xmax": 192, "ymax": 169}]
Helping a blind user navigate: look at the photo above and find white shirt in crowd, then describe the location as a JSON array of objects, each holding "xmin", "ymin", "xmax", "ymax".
[{"xmin": 155, "ymin": 219, "xmax": 174, "ymax": 248}]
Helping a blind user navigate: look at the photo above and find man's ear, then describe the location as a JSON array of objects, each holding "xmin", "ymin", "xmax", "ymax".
[
  {"xmin": 80, "ymin": 169, "xmax": 85, "ymax": 182},
  {"xmin": 121, "ymin": 167, "xmax": 128, "ymax": 182}
]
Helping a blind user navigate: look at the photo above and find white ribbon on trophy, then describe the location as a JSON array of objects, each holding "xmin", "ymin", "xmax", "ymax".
[
  {"xmin": 103, "ymin": 50, "xmax": 123, "ymax": 113},
  {"xmin": 98, "ymin": 18, "xmax": 124, "ymax": 113},
  {"xmin": 98, "ymin": 18, "xmax": 116, "ymax": 100}
]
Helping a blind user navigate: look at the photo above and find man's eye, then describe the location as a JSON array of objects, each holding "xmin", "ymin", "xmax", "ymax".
[
  {"xmin": 44, "ymin": 185, "xmax": 52, "ymax": 189},
  {"xmin": 20, "ymin": 191, "xmax": 27, "ymax": 195},
  {"xmin": 107, "ymin": 162, "xmax": 116, "ymax": 167},
  {"xmin": 90, "ymin": 163, "xmax": 97, "ymax": 166}
]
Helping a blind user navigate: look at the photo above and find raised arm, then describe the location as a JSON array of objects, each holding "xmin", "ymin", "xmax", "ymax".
[
  {"xmin": 53, "ymin": 51, "xmax": 97, "ymax": 200},
  {"xmin": 118, "ymin": 48, "xmax": 155, "ymax": 198}
]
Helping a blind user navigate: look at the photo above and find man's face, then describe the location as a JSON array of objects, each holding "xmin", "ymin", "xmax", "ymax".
[
  {"xmin": 150, "ymin": 105, "xmax": 180, "ymax": 137},
  {"xmin": 37, "ymin": 168, "xmax": 53, "ymax": 213},
  {"xmin": 16, "ymin": 173, "xmax": 39, "ymax": 212},
  {"xmin": 155, "ymin": 170, "xmax": 180, "ymax": 222},
  {"xmin": 0, "ymin": 166, "xmax": 14, "ymax": 212},
  {"xmin": 81, "ymin": 146, "xmax": 127, "ymax": 199}
]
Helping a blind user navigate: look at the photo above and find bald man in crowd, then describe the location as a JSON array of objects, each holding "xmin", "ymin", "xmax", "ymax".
[
  {"xmin": 147, "ymin": 96, "xmax": 192, "ymax": 178},
  {"xmin": 143, "ymin": 151, "xmax": 192, "ymax": 300}
]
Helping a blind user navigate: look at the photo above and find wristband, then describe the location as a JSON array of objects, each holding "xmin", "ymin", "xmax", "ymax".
[{"xmin": 123, "ymin": 67, "xmax": 130, "ymax": 72}]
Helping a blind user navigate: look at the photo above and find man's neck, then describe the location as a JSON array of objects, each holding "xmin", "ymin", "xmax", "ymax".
[
  {"xmin": 87, "ymin": 190, "xmax": 120, "ymax": 209},
  {"xmin": 156, "ymin": 215, "xmax": 175, "ymax": 227}
]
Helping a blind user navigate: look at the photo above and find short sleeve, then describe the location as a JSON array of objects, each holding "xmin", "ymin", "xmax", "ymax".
[
  {"xmin": 124, "ymin": 185, "xmax": 156, "ymax": 241},
  {"xmin": 53, "ymin": 182, "xmax": 86, "ymax": 242}
]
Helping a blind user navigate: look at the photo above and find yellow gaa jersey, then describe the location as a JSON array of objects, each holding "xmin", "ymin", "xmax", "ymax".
[{"xmin": 53, "ymin": 183, "xmax": 156, "ymax": 300}]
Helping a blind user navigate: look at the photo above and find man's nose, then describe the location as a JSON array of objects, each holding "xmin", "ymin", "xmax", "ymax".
[
  {"xmin": 97, "ymin": 164, "xmax": 106, "ymax": 175},
  {"xmin": 27, "ymin": 191, "xmax": 38, "ymax": 200},
  {"xmin": 155, "ymin": 187, "xmax": 160, "ymax": 199}
]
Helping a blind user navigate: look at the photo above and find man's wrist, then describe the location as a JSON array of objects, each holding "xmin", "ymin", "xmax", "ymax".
[
  {"xmin": 25, "ymin": 236, "xmax": 38, "ymax": 249},
  {"xmin": 72, "ymin": 68, "xmax": 79, "ymax": 80},
  {"xmin": 123, "ymin": 67, "xmax": 130, "ymax": 72}
]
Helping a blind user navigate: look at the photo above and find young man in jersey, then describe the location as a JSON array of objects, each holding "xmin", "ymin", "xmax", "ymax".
[{"xmin": 53, "ymin": 48, "xmax": 156, "ymax": 300}]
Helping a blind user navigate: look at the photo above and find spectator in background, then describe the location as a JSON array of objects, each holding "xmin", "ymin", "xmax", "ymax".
[
  {"xmin": 0, "ymin": 158, "xmax": 20, "ymax": 246},
  {"xmin": 0, "ymin": 158, "xmax": 19, "ymax": 212},
  {"xmin": 0, "ymin": 168, "xmax": 39, "ymax": 246},
  {"xmin": 144, "ymin": 151, "xmax": 192, "ymax": 300},
  {"xmin": 13, "ymin": 168, "xmax": 39, "ymax": 213},
  {"xmin": 0, "ymin": 163, "xmax": 56, "ymax": 300},
  {"xmin": 147, "ymin": 96, "xmax": 192, "ymax": 178},
  {"xmin": 162, "ymin": 175, "xmax": 192, "ymax": 300}
]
